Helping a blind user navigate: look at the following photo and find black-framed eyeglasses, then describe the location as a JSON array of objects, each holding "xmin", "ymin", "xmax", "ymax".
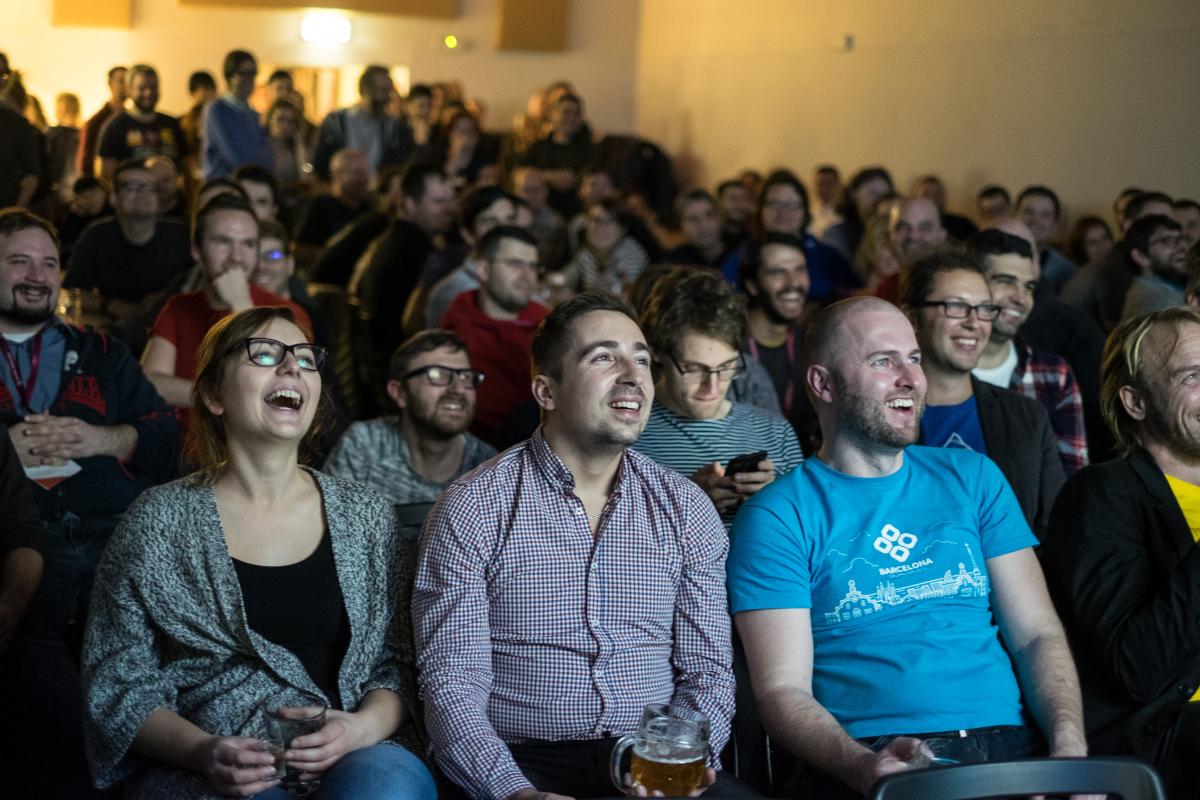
[
  {"xmin": 401, "ymin": 365, "xmax": 485, "ymax": 389},
  {"xmin": 911, "ymin": 300, "xmax": 1002, "ymax": 322},
  {"xmin": 237, "ymin": 338, "xmax": 326, "ymax": 371},
  {"xmin": 668, "ymin": 353, "xmax": 746, "ymax": 383}
]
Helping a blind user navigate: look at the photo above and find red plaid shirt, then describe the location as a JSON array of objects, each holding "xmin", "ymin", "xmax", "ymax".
[
  {"xmin": 413, "ymin": 429, "xmax": 735, "ymax": 800},
  {"xmin": 1010, "ymin": 335, "xmax": 1089, "ymax": 476}
]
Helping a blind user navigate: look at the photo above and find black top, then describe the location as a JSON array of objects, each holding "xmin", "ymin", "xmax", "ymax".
[
  {"xmin": 293, "ymin": 194, "xmax": 365, "ymax": 248},
  {"xmin": 521, "ymin": 132, "xmax": 595, "ymax": 219},
  {"xmin": 233, "ymin": 528, "xmax": 350, "ymax": 709},
  {"xmin": 0, "ymin": 105, "xmax": 40, "ymax": 207},
  {"xmin": 65, "ymin": 217, "xmax": 192, "ymax": 302},
  {"xmin": 96, "ymin": 111, "xmax": 185, "ymax": 164},
  {"xmin": 1040, "ymin": 451, "xmax": 1200, "ymax": 761},
  {"xmin": 309, "ymin": 211, "xmax": 389, "ymax": 287},
  {"xmin": 0, "ymin": 423, "xmax": 44, "ymax": 558}
]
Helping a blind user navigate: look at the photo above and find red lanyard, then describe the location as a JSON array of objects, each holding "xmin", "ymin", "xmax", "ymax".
[
  {"xmin": 0, "ymin": 329, "xmax": 45, "ymax": 412},
  {"xmin": 747, "ymin": 328, "xmax": 797, "ymax": 413}
]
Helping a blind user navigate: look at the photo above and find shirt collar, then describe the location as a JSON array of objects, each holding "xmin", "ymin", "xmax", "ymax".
[{"xmin": 528, "ymin": 426, "xmax": 629, "ymax": 500}]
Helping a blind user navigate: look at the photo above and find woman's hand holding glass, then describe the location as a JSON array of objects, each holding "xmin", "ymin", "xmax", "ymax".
[{"xmin": 197, "ymin": 735, "xmax": 280, "ymax": 797}]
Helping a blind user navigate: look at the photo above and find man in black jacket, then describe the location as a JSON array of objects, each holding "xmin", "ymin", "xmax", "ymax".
[
  {"xmin": 901, "ymin": 250, "xmax": 1064, "ymax": 537},
  {"xmin": 1041, "ymin": 305, "xmax": 1200, "ymax": 799},
  {"xmin": 0, "ymin": 208, "xmax": 179, "ymax": 631}
]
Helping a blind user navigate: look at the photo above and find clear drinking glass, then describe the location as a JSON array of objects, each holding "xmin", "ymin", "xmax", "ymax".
[
  {"xmin": 609, "ymin": 703, "xmax": 710, "ymax": 796},
  {"xmin": 262, "ymin": 691, "xmax": 327, "ymax": 797}
]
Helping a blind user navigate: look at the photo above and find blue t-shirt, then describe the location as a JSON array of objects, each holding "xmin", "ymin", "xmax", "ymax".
[
  {"xmin": 727, "ymin": 446, "xmax": 1036, "ymax": 737},
  {"xmin": 922, "ymin": 396, "xmax": 987, "ymax": 454}
]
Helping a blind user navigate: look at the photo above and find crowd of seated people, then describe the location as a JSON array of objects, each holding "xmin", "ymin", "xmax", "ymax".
[{"xmin": 4, "ymin": 44, "xmax": 1200, "ymax": 800}]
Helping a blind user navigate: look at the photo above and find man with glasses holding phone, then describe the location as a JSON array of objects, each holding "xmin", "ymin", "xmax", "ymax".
[
  {"xmin": 901, "ymin": 250, "xmax": 1064, "ymax": 537},
  {"xmin": 326, "ymin": 329, "xmax": 495, "ymax": 511},
  {"xmin": 634, "ymin": 267, "xmax": 802, "ymax": 525}
]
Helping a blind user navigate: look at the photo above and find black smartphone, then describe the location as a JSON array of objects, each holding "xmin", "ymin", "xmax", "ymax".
[{"xmin": 726, "ymin": 450, "xmax": 768, "ymax": 476}]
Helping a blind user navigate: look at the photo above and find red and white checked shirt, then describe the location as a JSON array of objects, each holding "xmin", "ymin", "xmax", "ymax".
[
  {"xmin": 413, "ymin": 429, "xmax": 735, "ymax": 800},
  {"xmin": 1010, "ymin": 335, "xmax": 1089, "ymax": 476}
]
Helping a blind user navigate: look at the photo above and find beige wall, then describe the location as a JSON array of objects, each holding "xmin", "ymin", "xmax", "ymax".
[
  {"xmin": 6, "ymin": 0, "xmax": 640, "ymax": 135},
  {"xmin": 634, "ymin": 0, "xmax": 1200, "ymax": 221}
]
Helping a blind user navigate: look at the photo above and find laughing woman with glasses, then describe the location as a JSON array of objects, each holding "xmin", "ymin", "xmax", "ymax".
[{"xmin": 82, "ymin": 307, "xmax": 435, "ymax": 799}]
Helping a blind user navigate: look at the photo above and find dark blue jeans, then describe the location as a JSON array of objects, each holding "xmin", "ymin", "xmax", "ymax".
[
  {"xmin": 25, "ymin": 511, "xmax": 120, "ymax": 632},
  {"xmin": 776, "ymin": 724, "xmax": 1045, "ymax": 799}
]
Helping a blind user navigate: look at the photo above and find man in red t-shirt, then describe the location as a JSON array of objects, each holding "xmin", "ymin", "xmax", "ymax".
[
  {"xmin": 142, "ymin": 194, "xmax": 310, "ymax": 415},
  {"xmin": 439, "ymin": 225, "xmax": 546, "ymax": 446}
]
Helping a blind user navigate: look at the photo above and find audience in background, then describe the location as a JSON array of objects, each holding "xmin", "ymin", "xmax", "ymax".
[
  {"xmin": 520, "ymin": 91, "xmax": 595, "ymax": 219},
  {"xmin": 911, "ymin": 173, "xmax": 978, "ymax": 241},
  {"xmin": 76, "ymin": 66, "xmax": 126, "ymax": 179},
  {"xmin": 65, "ymin": 158, "xmax": 192, "ymax": 319},
  {"xmin": 822, "ymin": 165, "xmax": 894, "ymax": 263},
  {"xmin": 976, "ymin": 183, "xmax": 1012, "ymax": 225},
  {"xmin": 1065, "ymin": 214, "xmax": 1114, "ymax": 267},
  {"xmin": 312, "ymin": 65, "xmax": 414, "ymax": 181},
  {"xmin": 142, "ymin": 195, "xmax": 309, "ymax": 414},
  {"xmin": 96, "ymin": 64, "xmax": 184, "ymax": 183},
  {"xmin": 202, "ymin": 50, "xmax": 271, "ymax": 180},
  {"xmin": 561, "ymin": 198, "xmax": 649, "ymax": 296},
  {"xmin": 1120, "ymin": 214, "xmax": 1189, "ymax": 319},
  {"xmin": 437, "ymin": 225, "xmax": 545, "ymax": 447},
  {"xmin": 1016, "ymin": 184, "xmax": 1076, "ymax": 293}
]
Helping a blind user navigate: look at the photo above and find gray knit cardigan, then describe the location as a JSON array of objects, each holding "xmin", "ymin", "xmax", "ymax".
[{"xmin": 81, "ymin": 469, "xmax": 420, "ymax": 797}]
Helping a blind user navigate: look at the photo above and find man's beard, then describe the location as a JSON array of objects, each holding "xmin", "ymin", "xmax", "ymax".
[
  {"xmin": 1143, "ymin": 391, "xmax": 1200, "ymax": 462},
  {"xmin": 758, "ymin": 290, "xmax": 804, "ymax": 326},
  {"xmin": 1, "ymin": 286, "xmax": 55, "ymax": 326},
  {"xmin": 833, "ymin": 371, "xmax": 924, "ymax": 449},
  {"xmin": 407, "ymin": 391, "xmax": 472, "ymax": 439}
]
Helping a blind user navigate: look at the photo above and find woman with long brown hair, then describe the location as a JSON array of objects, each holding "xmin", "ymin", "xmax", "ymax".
[{"xmin": 82, "ymin": 306, "xmax": 433, "ymax": 799}]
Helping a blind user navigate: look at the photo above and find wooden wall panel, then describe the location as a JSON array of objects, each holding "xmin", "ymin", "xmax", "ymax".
[
  {"xmin": 496, "ymin": 0, "xmax": 567, "ymax": 52},
  {"xmin": 52, "ymin": 0, "xmax": 132, "ymax": 28},
  {"xmin": 177, "ymin": 0, "xmax": 457, "ymax": 17}
]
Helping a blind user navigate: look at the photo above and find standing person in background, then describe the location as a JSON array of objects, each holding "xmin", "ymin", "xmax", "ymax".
[
  {"xmin": 46, "ymin": 92, "xmax": 81, "ymax": 203},
  {"xmin": 312, "ymin": 65, "xmax": 415, "ymax": 182},
  {"xmin": 76, "ymin": 66, "xmax": 126, "ymax": 179},
  {"xmin": 822, "ymin": 166, "xmax": 894, "ymax": 263},
  {"xmin": 180, "ymin": 70, "xmax": 216, "ymax": 184},
  {"xmin": 0, "ymin": 76, "xmax": 40, "ymax": 210},
  {"xmin": 202, "ymin": 50, "xmax": 272, "ymax": 180},
  {"xmin": 96, "ymin": 64, "xmax": 184, "ymax": 183}
]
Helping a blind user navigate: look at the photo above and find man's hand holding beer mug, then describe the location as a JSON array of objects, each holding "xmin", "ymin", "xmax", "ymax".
[{"xmin": 609, "ymin": 704, "xmax": 714, "ymax": 797}]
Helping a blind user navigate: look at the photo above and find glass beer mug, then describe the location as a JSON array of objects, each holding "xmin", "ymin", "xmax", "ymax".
[{"xmin": 609, "ymin": 704, "xmax": 710, "ymax": 796}]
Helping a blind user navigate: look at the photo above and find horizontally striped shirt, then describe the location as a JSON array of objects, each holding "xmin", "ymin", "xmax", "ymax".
[
  {"xmin": 413, "ymin": 428, "xmax": 735, "ymax": 800},
  {"xmin": 633, "ymin": 401, "xmax": 804, "ymax": 525}
]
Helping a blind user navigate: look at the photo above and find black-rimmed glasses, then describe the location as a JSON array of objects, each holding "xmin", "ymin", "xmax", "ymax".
[
  {"xmin": 401, "ymin": 365, "xmax": 485, "ymax": 389},
  {"xmin": 668, "ymin": 353, "xmax": 746, "ymax": 384},
  {"xmin": 238, "ymin": 338, "xmax": 326, "ymax": 371},
  {"xmin": 911, "ymin": 300, "xmax": 1002, "ymax": 322}
]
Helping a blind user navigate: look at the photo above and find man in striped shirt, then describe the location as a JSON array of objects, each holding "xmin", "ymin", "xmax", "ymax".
[
  {"xmin": 634, "ymin": 267, "xmax": 803, "ymax": 526},
  {"xmin": 414, "ymin": 292, "xmax": 743, "ymax": 800}
]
